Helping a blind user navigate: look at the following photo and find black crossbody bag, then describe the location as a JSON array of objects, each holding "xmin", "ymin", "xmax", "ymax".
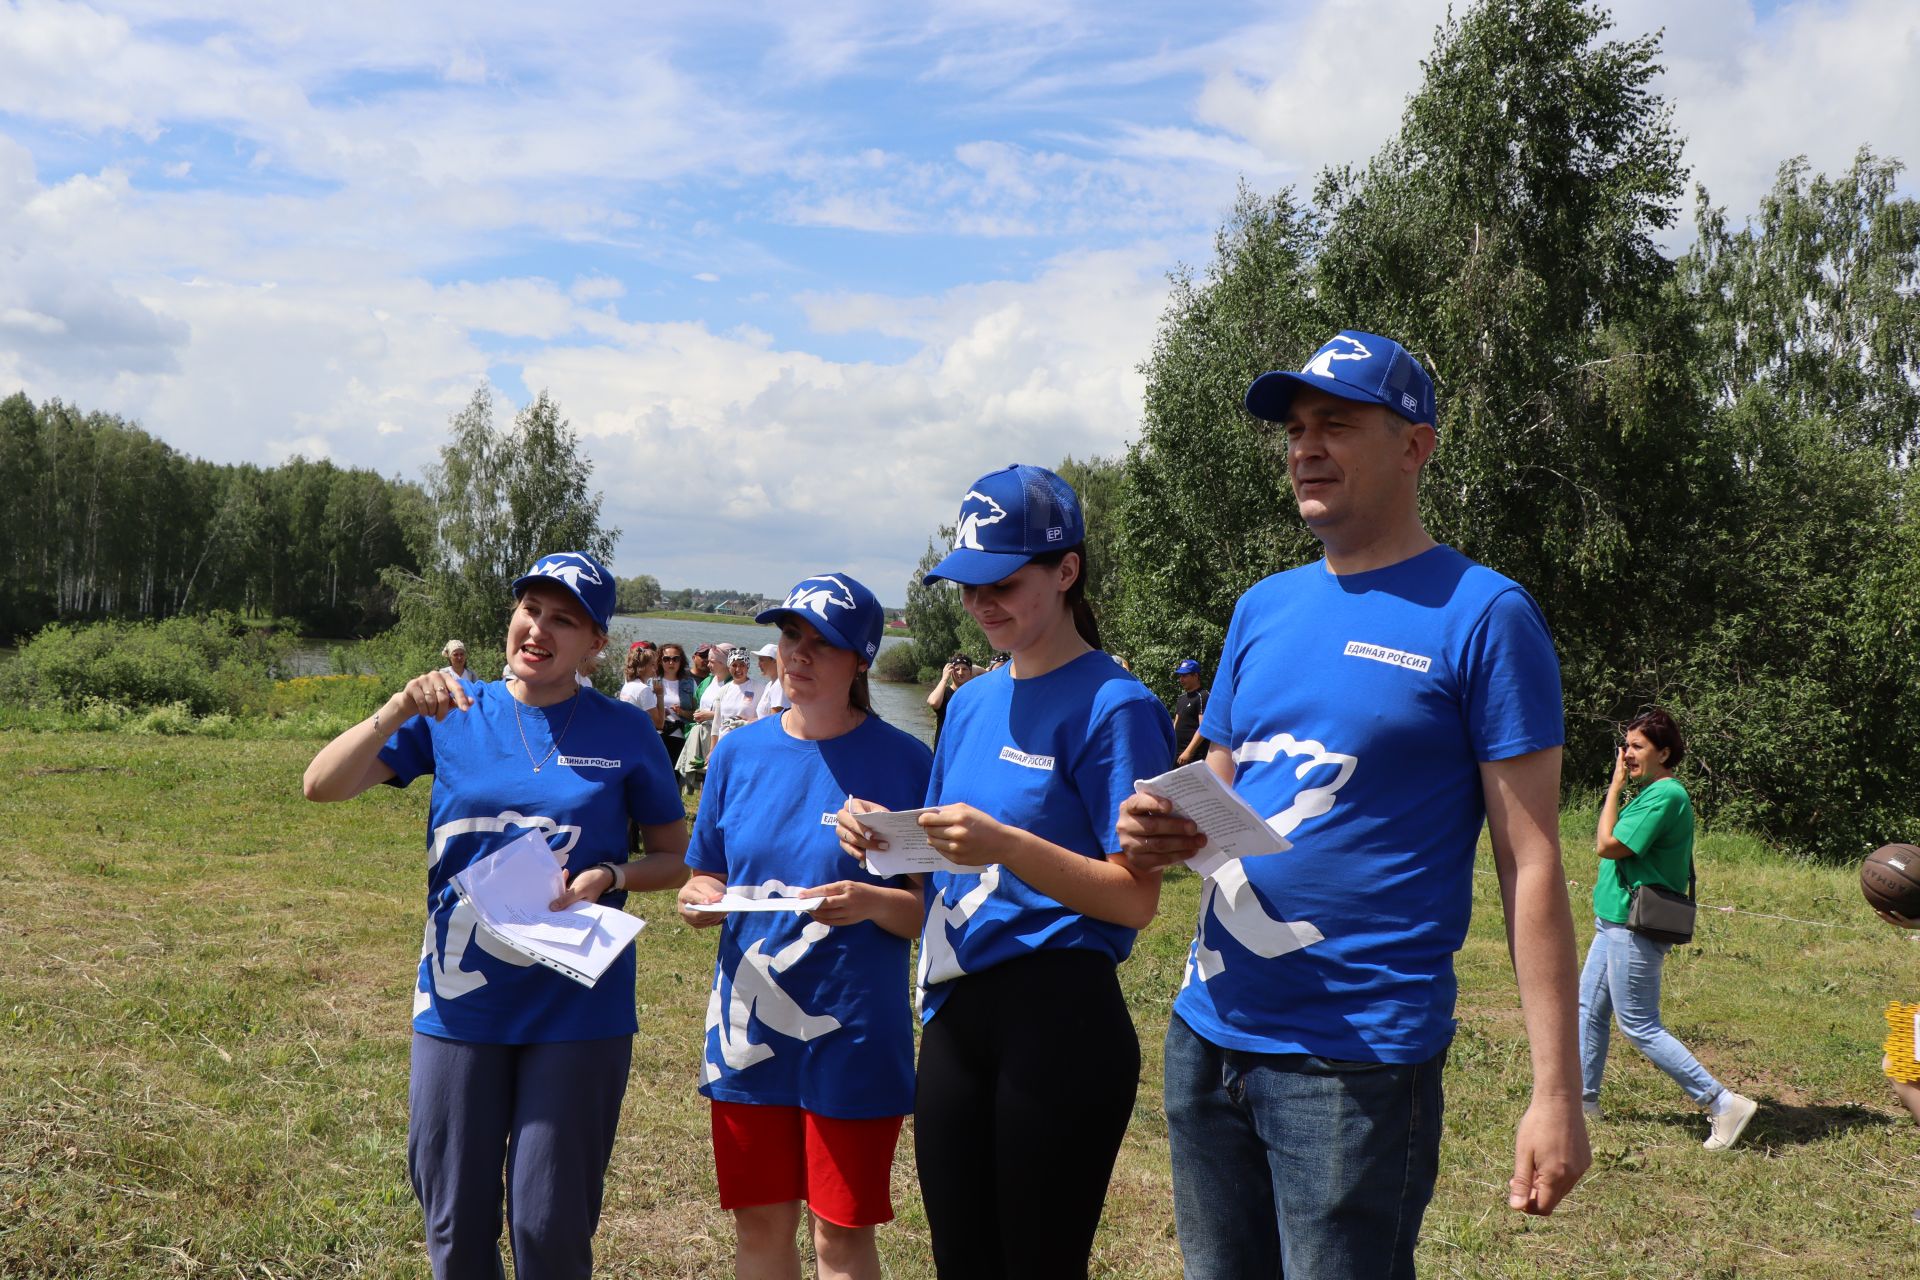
[{"xmin": 1626, "ymin": 858, "xmax": 1697, "ymax": 945}]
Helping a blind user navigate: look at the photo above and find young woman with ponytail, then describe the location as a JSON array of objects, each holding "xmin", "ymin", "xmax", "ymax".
[{"xmin": 837, "ymin": 464, "xmax": 1174, "ymax": 1279}]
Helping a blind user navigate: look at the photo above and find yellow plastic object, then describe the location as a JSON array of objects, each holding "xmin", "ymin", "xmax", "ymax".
[{"xmin": 1884, "ymin": 1002, "xmax": 1920, "ymax": 1082}]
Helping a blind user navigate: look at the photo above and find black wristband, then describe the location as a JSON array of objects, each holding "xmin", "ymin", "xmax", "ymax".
[{"xmin": 587, "ymin": 862, "xmax": 625, "ymax": 894}]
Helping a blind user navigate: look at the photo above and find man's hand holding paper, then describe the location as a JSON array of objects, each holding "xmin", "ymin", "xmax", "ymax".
[{"xmin": 1121, "ymin": 760, "xmax": 1291, "ymax": 879}]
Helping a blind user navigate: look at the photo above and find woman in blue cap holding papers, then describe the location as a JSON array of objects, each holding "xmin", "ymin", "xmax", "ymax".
[
  {"xmin": 301, "ymin": 550, "xmax": 689, "ymax": 1280},
  {"xmin": 676, "ymin": 571, "xmax": 932, "ymax": 1280},
  {"xmin": 837, "ymin": 465, "xmax": 1175, "ymax": 1279}
]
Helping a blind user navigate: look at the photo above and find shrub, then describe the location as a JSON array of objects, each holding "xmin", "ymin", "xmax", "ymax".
[
  {"xmin": 130, "ymin": 702, "xmax": 200, "ymax": 736},
  {"xmin": 871, "ymin": 644, "xmax": 921, "ymax": 684},
  {"xmin": 0, "ymin": 613, "xmax": 290, "ymax": 716},
  {"xmin": 267, "ymin": 675, "xmax": 387, "ymax": 720},
  {"xmin": 74, "ymin": 697, "xmax": 132, "ymax": 731}
]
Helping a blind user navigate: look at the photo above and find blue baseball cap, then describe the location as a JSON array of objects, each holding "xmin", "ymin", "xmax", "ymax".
[
  {"xmin": 1174, "ymin": 658, "xmax": 1200, "ymax": 676},
  {"xmin": 511, "ymin": 551, "xmax": 616, "ymax": 631},
  {"xmin": 1245, "ymin": 330, "xmax": 1436, "ymax": 427},
  {"xmin": 923, "ymin": 464, "xmax": 1085, "ymax": 586},
  {"xmin": 755, "ymin": 572, "xmax": 885, "ymax": 662}
]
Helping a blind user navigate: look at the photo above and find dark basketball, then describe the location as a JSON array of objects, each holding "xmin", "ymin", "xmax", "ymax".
[{"xmin": 1862, "ymin": 844, "xmax": 1920, "ymax": 926}]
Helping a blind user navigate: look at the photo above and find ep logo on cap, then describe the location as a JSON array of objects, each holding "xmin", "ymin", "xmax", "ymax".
[
  {"xmin": 756, "ymin": 572, "xmax": 886, "ymax": 660},
  {"xmin": 923, "ymin": 464, "xmax": 1086, "ymax": 587},
  {"xmin": 1244, "ymin": 330, "xmax": 1437, "ymax": 428},
  {"xmin": 512, "ymin": 551, "xmax": 616, "ymax": 631}
]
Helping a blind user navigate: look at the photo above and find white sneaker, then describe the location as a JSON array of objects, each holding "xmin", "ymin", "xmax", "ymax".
[
  {"xmin": 1582, "ymin": 1101, "xmax": 1602, "ymax": 1121},
  {"xmin": 1704, "ymin": 1091, "xmax": 1758, "ymax": 1151}
]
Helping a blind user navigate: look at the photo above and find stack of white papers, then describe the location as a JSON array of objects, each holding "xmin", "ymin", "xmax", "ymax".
[
  {"xmin": 451, "ymin": 829, "xmax": 645, "ymax": 988},
  {"xmin": 854, "ymin": 808, "xmax": 985, "ymax": 877},
  {"xmin": 1133, "ymin": 761, "xmax": 1291, "ymax": 879}
]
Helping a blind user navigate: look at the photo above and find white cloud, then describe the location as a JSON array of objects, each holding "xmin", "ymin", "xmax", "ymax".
[
  {"xmin": 1191, "ymin": 0, "xmax": 1444, "ymax": 183},
  {"xmin": 1614, "ymin": 0, "xmax": 1920, "ymax": 224},
  {"xmin": 516, "ymin": 244, "xmax": 1177, "ymax": 594},
  {"xmin": 1191, "ymin": 0, "xmax": 1920, "ymax": 235}
]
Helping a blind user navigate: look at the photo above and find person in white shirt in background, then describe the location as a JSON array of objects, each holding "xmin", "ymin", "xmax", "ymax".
[
  {"xmin": 438, "ymin": 640, "xmax": 474, "ymax": 688},
  {"xmin": 714, "ymin": 649, "xmax": 760, "ymax": 742},
  {"xmin": 752, "ymin": 642, "xmax": 787, "ymax": 718},
  {"xmin": 618, "ymin": 642, "xmax": 666, "ymax": 731},
  {"xmin": 677, "ymin": 642, "xmax": 737, "ymax": 785}
]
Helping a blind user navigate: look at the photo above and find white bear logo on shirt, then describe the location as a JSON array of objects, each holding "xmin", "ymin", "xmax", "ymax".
[
  {"xmin": 703, "ymin": 882, "xmax": 844, "ymax": 1078},
  {"xmin": 1184, "ymin": 732, "xmax": 1352, "ymax": 986},
  {"xmin": 419, "ymin": 810, "xmax": 584, "ymax": 1012},
  {"xmin": 916, "ymin": 865, "xmax": 1002, "ymax": 1004}
]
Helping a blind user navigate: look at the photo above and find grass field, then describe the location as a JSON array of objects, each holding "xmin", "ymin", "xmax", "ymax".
[{"xmin": 4, "ymin": 732, "xmax": 1918, "ymax": 1278}]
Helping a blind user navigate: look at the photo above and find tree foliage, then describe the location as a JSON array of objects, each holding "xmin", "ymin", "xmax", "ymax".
[
  {"xmin": 1664, "ymin": 153, "xmax": 1920, "ymax": 856},
  {"xmin": 900, "ymin": 529, "xmax": 993, "ymax": 683},
  {"xmin": 0, "ymin": 393, "xmax": 422, "ymax": 641},
  {"xmin": 384, "ymin": 387, "xmax": 618, "ymax": 665},
  {"xmin": 615, "ymin": 575, "xmax": 662, "ymax": 615}
]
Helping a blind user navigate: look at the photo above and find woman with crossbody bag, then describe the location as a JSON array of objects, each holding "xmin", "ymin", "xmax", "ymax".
[{"xmin": 1579, "ymin": 707, "xmax": 1758, "ymax": 1150}]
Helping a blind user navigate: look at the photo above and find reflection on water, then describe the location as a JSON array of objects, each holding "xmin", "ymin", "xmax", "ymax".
[{"xmin": 289, "ymin": 614, "xmax": 935, "ymax": 745}]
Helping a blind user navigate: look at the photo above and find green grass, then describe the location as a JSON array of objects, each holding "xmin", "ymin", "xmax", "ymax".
[{"xmin": 2, "ymin": 735, "xmax": 1916, "ymax": 1277}]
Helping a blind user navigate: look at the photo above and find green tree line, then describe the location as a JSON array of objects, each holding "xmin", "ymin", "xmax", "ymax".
[{"xmin": 0, "ymin": 393, "xmax": 424, "ymax": 641}]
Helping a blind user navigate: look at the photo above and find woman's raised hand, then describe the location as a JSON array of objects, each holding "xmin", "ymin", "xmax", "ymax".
[
  {"xmin": 1608, "ymin": 746, "xmax": 1630, "ymax": 792},
  {"xmin": 394, "ymin": 669, "xmax": 474, "ymax": 723}
]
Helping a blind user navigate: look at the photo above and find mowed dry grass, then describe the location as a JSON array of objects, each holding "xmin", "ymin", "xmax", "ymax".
[{"xmin": 2, "ymin": 732, "xmax": 1918, "ymax": 1278}]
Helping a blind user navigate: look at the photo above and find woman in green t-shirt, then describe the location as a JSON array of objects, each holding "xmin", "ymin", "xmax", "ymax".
[{"xmin": 1579, "ymin": 708, "xmax": 1758, "ymax": 1150}]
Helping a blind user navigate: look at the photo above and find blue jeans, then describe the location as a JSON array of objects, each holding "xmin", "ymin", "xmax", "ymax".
[
  {"xmin": 1578, "ymin": 918, "xmax": 1723, "ymax": 1106},
  {"xmin": 1163, "ymin": 1013, "xmax": 1444, "ymax": 1280}
]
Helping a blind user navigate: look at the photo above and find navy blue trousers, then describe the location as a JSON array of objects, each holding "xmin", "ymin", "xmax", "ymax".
[{"xmin": 408, "ymin": 1032, "xmax": 632, "ymax": 1280}]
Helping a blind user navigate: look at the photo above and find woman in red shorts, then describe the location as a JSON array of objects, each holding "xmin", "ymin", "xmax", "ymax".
[{"xmin": 676, "ymin": 572, "xmax": 932, "ymax": 1279}]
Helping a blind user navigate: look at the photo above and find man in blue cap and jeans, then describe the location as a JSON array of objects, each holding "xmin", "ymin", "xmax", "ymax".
[{"xmin": 1117, "ymin": 331, "xmax": 1590, "ymax": 1277}]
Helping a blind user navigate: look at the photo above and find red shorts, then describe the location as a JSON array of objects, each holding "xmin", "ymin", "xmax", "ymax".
[{"xmin": 710, "ymin": 1100, "xmax": 904, "ymax": 1228}]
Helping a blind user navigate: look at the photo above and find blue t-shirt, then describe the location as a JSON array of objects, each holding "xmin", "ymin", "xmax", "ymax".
[
  {"xmin": 919, "ymin": 650, "xmax": 1176, "ymax": 1020},
  {"xmin": 379, "ymin": 682, "xmax": 684, "ymax": 1045},
  {"xmin": 686, "ymin": 714, "xmax": 932, "ymax": 1118},
  {"xmin": 1178, "ymin": 545, "xmax": 1563, "ymax": 1062}
]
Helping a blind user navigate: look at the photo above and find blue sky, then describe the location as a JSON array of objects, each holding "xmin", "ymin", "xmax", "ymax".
[{"xmin": 2, "ymin": 0, "xmax": 1916, "ymax": 601}]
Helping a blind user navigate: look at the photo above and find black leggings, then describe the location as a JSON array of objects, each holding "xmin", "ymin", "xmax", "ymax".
[{"xmin": 915, "ymin": 948, "xmax": 1140, "ymax": 1280}]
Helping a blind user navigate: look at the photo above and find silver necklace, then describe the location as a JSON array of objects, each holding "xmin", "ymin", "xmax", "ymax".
[{"xmin": 513, "ymin": 689, "xmax": 582, "ymax": 773}]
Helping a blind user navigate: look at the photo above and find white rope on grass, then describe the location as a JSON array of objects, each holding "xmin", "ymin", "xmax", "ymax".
[{"xmin": 1694, "ymin": 903, "xmax": 1877, "ymax": 933}]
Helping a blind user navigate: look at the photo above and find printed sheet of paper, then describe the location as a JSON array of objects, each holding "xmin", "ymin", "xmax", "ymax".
[
  {"xmin": 1133, "ymin": 760, "xmax": 1291, "ymax": 880},
  {"xmin": 452, "ymin": 828, "xmax": 644, "ymax": 986},
  {"xmin": 855, "ymin": 808, "xmax": 983, "ymax": 877},
  {"xmin": 686, "ymin": 894, "xmax": 827, "ymax": 914}
]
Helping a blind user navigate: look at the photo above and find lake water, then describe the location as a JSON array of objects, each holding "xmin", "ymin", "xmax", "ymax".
[{"xmin": 291, "ymin": 614, "xmax": 935, "ymax": 744}]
